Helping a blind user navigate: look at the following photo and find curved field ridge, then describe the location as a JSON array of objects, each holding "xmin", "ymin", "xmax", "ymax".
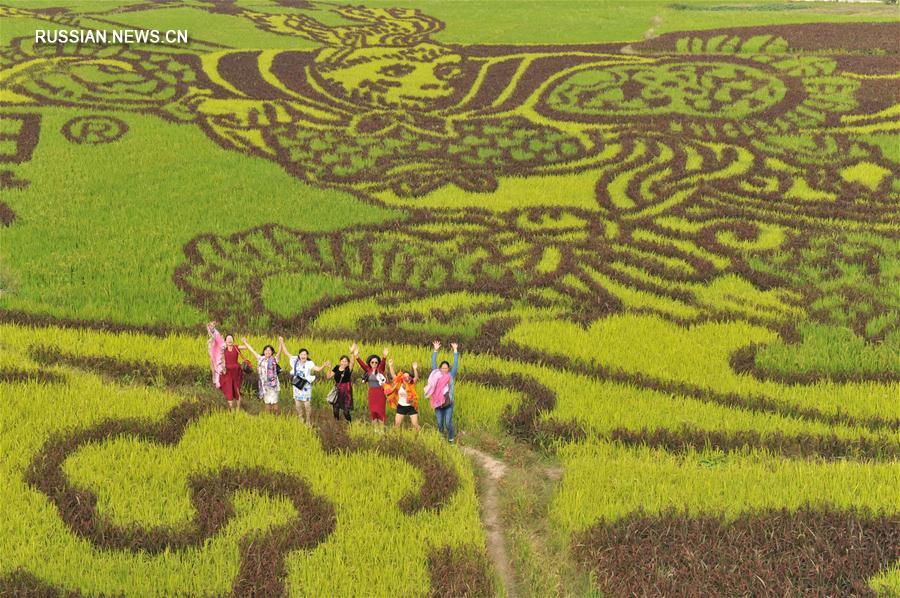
[
  {"xmin": 29, "ymin": 344, "xmax": 204, "ymax": 389},
  {"xmin": 24, "ymin": 399, "xmax": 337, "ymax": 596},
  {"xmin": 731, "ymin": 343, "xmax": 900, "ymax": 386},
  {"xmin": 0, "ymin": 570, "xmax": 83, "ymax": 597},
  {"xmin": 574, "ymin": 508, "xmax": 900, "ymax": 596},
  {"xmin": 607, "ymin": 426, "xmax": 899, "ymax": 461},
  {"xmin": 313, "ymin": 415, "xmax": 462, "ymax": 516},
  {"xmin": 501, "ymin": 332, "xmax": 899, "ymax": 434},
  {"xmin": 17, "ymin": 396, "xmax": 478, "ymax": 595}
]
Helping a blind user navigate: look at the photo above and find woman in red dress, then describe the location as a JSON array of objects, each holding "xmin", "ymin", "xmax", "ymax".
[
  {"xmin": 220, "ymin": 333, "xmax": 249, "ymax": 411},
  {"xmin": 352, "ymin": 342, "xmax": 389, "ymax": 427}
]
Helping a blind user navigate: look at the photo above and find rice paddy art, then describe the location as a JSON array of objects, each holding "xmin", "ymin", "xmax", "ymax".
[{"xmin": 0, "ymin": 1, "xmax": 897, "ymax": 595}]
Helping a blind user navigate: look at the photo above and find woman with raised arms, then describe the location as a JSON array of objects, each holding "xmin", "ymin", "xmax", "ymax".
[
  {"xmin": 241, "ymin": 336, "xmax": 283, "ymax": 414},
  {"xmin": 206, "ymin": 321, "xmax": 251, "ymax": 411},
  {"xmin": 424, "ymin": 340, "xmax": 459, "ymax": 443},
  {"xmin": 279, "ymin": 336, "xmax": 328, "ymax": 425},
  {"xmin": 384, "ymin": 358, "xmax": 419, "ymax": 430},
  {"xmin": 325, "ymin": 350, "xmax": 355, "ymax": 422},
  {"xmin": 353, "ymin": 343, "xmax": 389, "ymax": 427}
]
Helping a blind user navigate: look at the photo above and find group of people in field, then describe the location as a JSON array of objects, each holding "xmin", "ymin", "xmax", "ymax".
[{"xmin": 206, "ymin": 323, "xmax": 460, "ymax": 442}]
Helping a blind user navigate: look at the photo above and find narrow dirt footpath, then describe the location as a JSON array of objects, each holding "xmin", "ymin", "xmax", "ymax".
[
  {"xmin": 622, "ymin": 13, "xmax": 663, "ymax": 53},
  {"xmin": 644, "ymin": 14, "xmax": 663, "ymax": 39},
  {"xmin": 462, "ymin": 446, "xmax": 517, "ymax": 598}
]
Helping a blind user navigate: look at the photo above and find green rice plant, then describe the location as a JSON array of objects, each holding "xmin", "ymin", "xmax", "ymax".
[
  {"xmin": 870, "ymin": 564, "xmax": 900, "ymax": 597},
  {"xmin": 0, "ymin": 107, "xmax": 389, "ymax": 329},
  {"xmin": 543, "ymin": 375, "xmax": 896, "ymax": 449},
  {"xmin": 0, "ymin": 366, "xmax": 184, "ymax": 477},
  {"xmin": 309, "ymin": 291, "xmax": 508, "ymax": 340},
  {"xmin": 551, "ymin": 440, "xmax": 900, "ymax": 533},
  {"xmin": 755, "ymin": 323, "xmax": 900, "ymax": 379},
  {"xmin": 505, "ymin": 313, "xmax": 900, "ymax": 424}
]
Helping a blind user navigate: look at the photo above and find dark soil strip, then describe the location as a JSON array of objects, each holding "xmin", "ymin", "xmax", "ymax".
[
  {"xmin": 634, "ymin": 22, "xmax": 900, "ymax": 54},
  {"xmin": 0, "ymin": 201, "xmax": 17, "ymax": 225},
  {"xmin": 574, "ymin": 508, "xmax": 900, "ymax": 597},
  {"xmin": 475, "ymin": 369, "xmax": 896, "ymax": 460},
  {"xmin": 0, "ymin": 113, "xmax": 41, "ymax": 163},
  {"xmin": 0, "ymin": 367, "xmax": 66, "ymax": 386},
  {"xmin": 501, "ymin": 338, "xmax": 899, "ymax": 433},
  {"xmin": 21, "ymin": 390, "xmax": 467, "ymax": 594},
  {"xmin": 836, "ymin": 55, "xmax": 900, "ymax": 114},
  {"xmin": 0, "ymin": 170, "xmax": 30, "ymax": 191},
  {"xmin": 216, "ymin": 50, "xmax": 294, "ymax": 101},
  {"xmin": 25, "ymin": 344, "xmax": 464, "ymax": 514},
  {"xmin": 466, "ymin": 371, "xmax": 584, "ymax": 448},
  {"xmin": 0, "ymin": 570, "xmax": 83, "ymax": 597},
  {"xmin": 731, "ymin": 344, "xmax": 900, "ymax": 386},
  {"xmin": 224, "ymin": 468, "xmax": 335, "ymax": 597},
  {"xmin": 379, "ymin": 434, "xmax": 461, "ymax": 515},
  {"xmin": 29, "ymin": 344, "xmax": 204, "ymax": 389},
  {"xmin": 23, "ymin": 398, "xmax": 336, "ymax": 596},
  {"xmin": 608, "ymin": 426, "xmax": 898, "ymax": 461},
  {"xmin": 0, "ymin": 308, "xmax": 190, "ymax": 338},
  {"xmin": 427, "ymin": 545, "xmax": 495, "ymax": 598},
  {"xmin": 457, "ymin": 57, "xmax": 524, "ymax": 112},
  {"xmin": 12, "ymin": 313, "xmax": 897, "ymax": 442},
  {"xmin": 271, "ymin": 51, "xmax": 355, "ymax": 117}
]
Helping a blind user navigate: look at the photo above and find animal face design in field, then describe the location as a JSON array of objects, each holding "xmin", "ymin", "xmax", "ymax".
[
  {"xmin": 314, "ymin": 43, "xmax": 465, "ymax": 110},
  {"xmin": 2, "ymin": 2, "xmax": 892, "ymax": 204}
]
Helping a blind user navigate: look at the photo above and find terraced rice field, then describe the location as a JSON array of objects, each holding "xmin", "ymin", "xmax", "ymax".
[{"xmin": 1, "ymin": 0, "xmax": 898, "ymax": 595}]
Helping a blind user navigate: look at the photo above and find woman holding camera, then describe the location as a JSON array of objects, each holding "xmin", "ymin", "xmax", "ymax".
[
  {"xmin": 279, "ymin": 337, "xmax": 329, "ymax": 425},
  {"xmin": 278, "ymin": 336, "xmax": 331, "ymax": 426}
]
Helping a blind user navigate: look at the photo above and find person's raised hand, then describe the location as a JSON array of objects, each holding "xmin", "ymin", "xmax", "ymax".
[
  {"xmin": 432, "ymin": 340, "xmax": 441, "ymax": 350},
  {"xmin": 412, "ymin": 361, "xmax": 418, "ymax": 370},
  {"xmin": 383, "ymin": 347, "xmax": 389, "ymax": 357},
  {"xmin": 388, "ymin": 358, "xmax": 394, "ymax": 368},
  {"xmin": 450, "ymin": 342, "xmax": 458, "ymax": 352}
]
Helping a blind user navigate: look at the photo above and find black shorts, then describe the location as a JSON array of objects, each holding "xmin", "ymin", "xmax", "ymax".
[{"xmin": 396, "ymin": 404, "xmax": 417, "ymax": 416}]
